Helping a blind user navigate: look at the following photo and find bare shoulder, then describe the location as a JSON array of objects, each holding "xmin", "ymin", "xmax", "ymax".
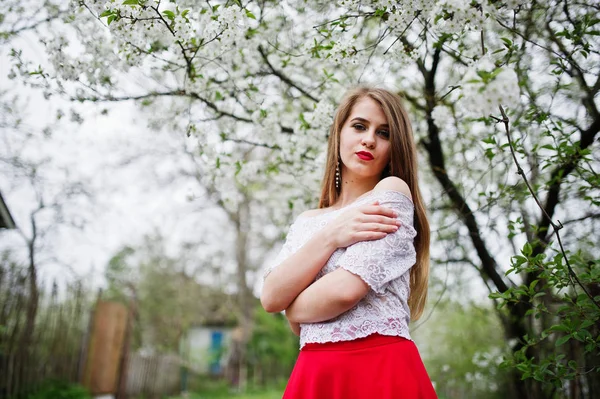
[
  {"xmin": 298, "ymin": 208, "xmax": 328, "ymax": 218},
  {"xmin": 374, "ymin": 176, "xmax": 412, "ymax": 199}
]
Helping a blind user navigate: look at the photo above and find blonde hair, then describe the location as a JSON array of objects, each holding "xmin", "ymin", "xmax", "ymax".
[{"xmin": 318, "ymin": 86, "xmax": 431, "ymax": 320}]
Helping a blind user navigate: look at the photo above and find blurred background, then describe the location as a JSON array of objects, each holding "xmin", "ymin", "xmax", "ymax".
[{"xmin": 1, "ymin": 1, "xmax": 598, "ymax": 399}]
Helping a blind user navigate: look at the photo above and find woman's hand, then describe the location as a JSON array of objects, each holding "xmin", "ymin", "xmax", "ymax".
[{"xmin": 325, "ymin": 201, "xmax": 401, "ymax": 249}]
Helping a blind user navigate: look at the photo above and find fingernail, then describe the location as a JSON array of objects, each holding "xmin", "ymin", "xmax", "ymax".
[{"xmin": 396, "ymin": 220, "xmax": 402, "ymax": 225}]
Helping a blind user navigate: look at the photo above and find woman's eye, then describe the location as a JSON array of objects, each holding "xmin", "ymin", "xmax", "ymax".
[
  {"xmin": 352, "ymin": 123, "xmax": 366, "ymax": 131},
  {"xmin": 378, "ymin": 130, "xmax": 390, "ymax": 138}
]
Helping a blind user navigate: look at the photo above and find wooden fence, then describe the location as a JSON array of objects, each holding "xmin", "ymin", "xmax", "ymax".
[
  {"xmin": 0, "ymin": 256, "xmax": 284, "ymax": 399},
  {"xmin": 0, "ymin": 257, "xmax": 184, "ymax": 399},
  {"xmin": 0, "ymin": 260, "xmax": 88, "ymax": 399},
  {"xmin": 125, "ymin": 353, "xmax": 181, "ymax": 398}
]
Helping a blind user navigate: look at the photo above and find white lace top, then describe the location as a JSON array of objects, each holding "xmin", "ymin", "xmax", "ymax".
[{"xmin": 264, "ymin": 190, "xmax": 417, "ymax": 349}]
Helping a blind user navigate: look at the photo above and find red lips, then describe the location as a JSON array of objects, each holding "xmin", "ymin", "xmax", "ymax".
[{"xmin": 356, "ymin": 151, "xmax": 374, "ymax": 160}]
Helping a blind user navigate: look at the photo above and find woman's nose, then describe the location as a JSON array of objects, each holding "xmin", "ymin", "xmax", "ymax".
[{"xmin": 361, "ymin": 130, "xmax": 376, "ymax": 147}]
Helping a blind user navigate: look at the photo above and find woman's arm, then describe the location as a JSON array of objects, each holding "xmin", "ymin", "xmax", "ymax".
[
  {"xmin": 261, "ymin": 228, "xmax": 338, "ymax": 313},
  {"xmin": 287, "ymin": 319, "xmax": 301, "ymax": 336},
  {"xmin": 261, "ymin": 201, "xmax": 399, "ymax": 313},
  {"xmin": 286, "ymin": 178, "xmax": 416, "ymax": 323},
  {"xmin": 285, "ymin": 268, "xmax": 369, "ymax": 323}
]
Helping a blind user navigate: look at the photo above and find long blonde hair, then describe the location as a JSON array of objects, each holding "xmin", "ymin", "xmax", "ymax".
[{"xmin": 318, "ymin": 87, "xmax": 431, "ymax": 320}]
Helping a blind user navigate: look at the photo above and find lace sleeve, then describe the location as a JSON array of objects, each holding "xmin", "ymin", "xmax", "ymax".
[
  {"xmin": 262, "ymin": 221, "xmax": 297, "ymax": 280},
  {"xmin": 336, "ymin": 190, "xmax": 417, "ymax": 294}
]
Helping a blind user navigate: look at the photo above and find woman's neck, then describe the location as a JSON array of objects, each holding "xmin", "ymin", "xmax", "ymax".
[{"xmin": 334, "ymin": 176, "xmax": 380, "ymax": 209}]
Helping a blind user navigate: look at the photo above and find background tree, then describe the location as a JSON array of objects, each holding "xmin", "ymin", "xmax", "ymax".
[{"xmin": 1, "ymin": 1, "xmax": 598, "ymax": 397}]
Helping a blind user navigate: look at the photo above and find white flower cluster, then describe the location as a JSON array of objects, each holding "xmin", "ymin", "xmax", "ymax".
[
  {"xmin": 500, "ymin": 0, "xmax": 526, "ymax": 11},
  {"xmin": 235, "ymin": 159, "xmax": 262, "ymax": 187},
  {"xmin": 211, "ymin": 6, "xmax": 247, "ymax": 52},
  {"xmin": 374, "ymin": 0, "xmax": 397, "ymax": 8},
  {"xmin": 173, "ymin": 14, "xmax": 194, "ymax": 43},
  {"xmin": 329, "ymin": 39, "xmax": 359, "ymax": 65},
  {"xmin": 433, "ymin": 0, "xmax": 488, "ymax": 35},
  {"xmin": 472, "ymin": 348, "xmax": 503, "ymax": 369},
  {"xmin": 390, "ymin": 43, "xmax": 421, "ymax": 68},
  {"xmin": 431, "ymin": 105, "xmax": 453, "ymax": 129},
  {"xmin": 459, "ymin": 57, "xmax": 520, "ymax": 117},
  {"xmin": 95, "ymin": 1, "xmax": 175, "ymax": 64},
  {"xmin": 337, "ymin": 0, "xmax": 361, "ymax": 8},
  {"xmin": 308, "ymin": 100, "xmax": 335, "ymax": 131},
  {"xmin": 46, "ymin": 35, "xmax": 79, "ymax": 81},
  {"xmin": 385, "ymin": 9, "xmax": 413, "ymax": 35}
]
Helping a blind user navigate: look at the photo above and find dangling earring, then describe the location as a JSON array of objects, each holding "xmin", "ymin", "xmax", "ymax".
[{"xmin": 335, "ymin": 159, "xmax": 341, "ymax": 190}]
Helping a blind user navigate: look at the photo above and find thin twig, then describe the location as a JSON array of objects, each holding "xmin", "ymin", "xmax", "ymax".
[
  {"xmin": 223, "ymin": 137, "xmax": 281, "ymax": 150},
  {"xmin": 438, "ymin": 85, "xmax": 461, "ymax": 102},
  {"xmin": 258, "ymin": 46, "xmax": 319, "ymax": 103},
  {"xmin": 493, "ymin": 105, "xmax": 600, "ymax": 310}
]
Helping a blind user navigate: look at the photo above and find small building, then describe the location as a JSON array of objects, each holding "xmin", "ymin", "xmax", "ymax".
[
  {"xmin": 179, "ymin": 288, "xmax": 238, "ymax": 376},
  {"xmin": 0, "ymin": 191, "xmax": 16, "ymax": 229},
  {"xmin": 181, "ymin": 324, "xmax": 235, "ymax": 375}
]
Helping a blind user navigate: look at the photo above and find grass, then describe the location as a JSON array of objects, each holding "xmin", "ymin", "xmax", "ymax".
[{"xmin": 169, "ymin": 389, "xmax": 283, "ymax": 399}]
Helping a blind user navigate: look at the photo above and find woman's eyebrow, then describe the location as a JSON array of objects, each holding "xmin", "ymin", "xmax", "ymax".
[{"xmin": 350, "ymin": 117, "xmax": 389, "ymax": 128}]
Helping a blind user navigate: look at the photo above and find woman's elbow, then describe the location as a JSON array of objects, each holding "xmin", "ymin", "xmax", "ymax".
[{"xmin": 260, "ymin": 291, "xmax": 285, "ymax": 313}]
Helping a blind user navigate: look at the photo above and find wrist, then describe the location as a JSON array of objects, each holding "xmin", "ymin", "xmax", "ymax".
[{"xmin": 314, "ymin": 227, "xmax": 338, "ymax": 252}]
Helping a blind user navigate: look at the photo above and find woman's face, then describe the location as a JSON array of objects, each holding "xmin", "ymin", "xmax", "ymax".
[{"xmin": 339, "ymin": 96, "xmax": 391, "ymax": 180}]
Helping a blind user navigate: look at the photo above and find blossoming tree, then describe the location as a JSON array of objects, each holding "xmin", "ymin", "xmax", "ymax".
[{"xmin": 2, "ymin": 0, "xmax": 599, "ymax": 396}]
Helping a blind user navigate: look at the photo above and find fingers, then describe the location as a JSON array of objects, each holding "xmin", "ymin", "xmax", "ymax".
[
  {"xmin": 357, "ymin": 222, "xmax": 399, "ymax": 233},
  {"xmin": 354, "ymin": 231, "xmax": 388, "ymax": 241},
  {"xmin": 361, "ymin": 203, "xmax": 398, "ymax": 219},
  {"xmin": 360, "ymin": 214, "xmax": 402, "ymax": 226}
]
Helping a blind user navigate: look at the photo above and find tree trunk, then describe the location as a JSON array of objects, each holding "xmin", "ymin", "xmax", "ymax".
[
  {"xmin": 416, "ymin": 46, "xmax": 546, "ymax": 398},
  {"xmin": 234, "ymin": 198, "xmax": 254, "ymax": 391}
]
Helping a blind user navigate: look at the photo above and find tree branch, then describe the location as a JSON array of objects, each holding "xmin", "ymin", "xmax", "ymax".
[
  {"xmin": 418, "ymin": 44, "xmax": 510, "ymax": 294},
  {"xmin": 258, "ymin": 46, "xmax": 319, "ymax": 103},
  {"xmin": 493, "ymin": 106, "xmax": 600, "ymax": 310}
]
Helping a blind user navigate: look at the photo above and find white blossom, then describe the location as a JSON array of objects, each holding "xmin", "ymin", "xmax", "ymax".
[{"xmin": 459, "ymin": 58, "xmax": 520, "ymax": 117}]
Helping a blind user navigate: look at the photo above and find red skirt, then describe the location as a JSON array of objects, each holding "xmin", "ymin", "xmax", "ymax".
[{"xmin": 283, "ymin": 334, "xmax": 437, "ymax": 399}]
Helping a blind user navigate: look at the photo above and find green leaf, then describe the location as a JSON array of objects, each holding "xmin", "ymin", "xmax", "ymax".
[
  {"xmin": 522, "ymin": 242, "xmax": 533, "ymax": 257},
  {"xmin": 163, "ymin": 10, "xmax": 175, "ymax": 21},
  {"xmin": 501, "ymin": 37, "xmax": 513, "ymax": 47},
  {"xmin": 541, "ymin": 144, "xmax": 555, "ymax": 151},
  {"xmin": 246, "ymin": 10, "xmax": 256, "ymax": 19},
  {"xmin": 374, "ymin": 8, "xmax": 386, "ymax": 17},
  {"xmin": 299, "ymin": 113, "xmax": 310, "ymax": 129},
  {"xmin": 548, "ymin": 324, "xmax": 569, "ymax": 333},
  {"xmin": 122, "ymin": 0, "xmax": 139, "ymax": 5},
  {"xmin": 555, "ymin": 335, "xmax": 571, "ymax": 347},
  {"xmin": 529, "ymin": 279, "xmax": 539, "ymax": 292},
  {"xmin": 100, "ymin": 10, "xmax": 114, "ymax": 17}
]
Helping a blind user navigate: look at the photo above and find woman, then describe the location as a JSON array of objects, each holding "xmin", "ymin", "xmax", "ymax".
[{"xmin": 261, "ymin": 87, "xmax": 437, "ymax": 398}]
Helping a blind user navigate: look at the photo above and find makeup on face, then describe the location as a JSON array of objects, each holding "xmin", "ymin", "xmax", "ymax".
[{"xmin": 339, "ymin": 97, "xmax": 392, "ymax": 178}]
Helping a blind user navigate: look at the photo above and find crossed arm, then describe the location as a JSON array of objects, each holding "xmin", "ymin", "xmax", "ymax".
[
  {"xmin": 261, "ymin": 230, "xmax": 370, "ymax": 335},
  {"xmin": 262, "ymin": 178, "xmax": 413, "ymax": 335}
]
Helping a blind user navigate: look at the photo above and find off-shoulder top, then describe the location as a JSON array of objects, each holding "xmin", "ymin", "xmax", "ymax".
[{"xmin": 263, "ymin": 190, "xmax": 417, "ymax": 349}]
